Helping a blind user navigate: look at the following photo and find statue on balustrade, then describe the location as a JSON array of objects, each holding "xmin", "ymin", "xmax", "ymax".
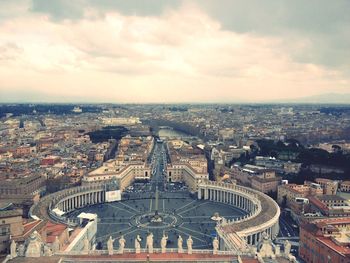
[
  {"xmin": 187, "ymin": 236, "xmax": 193, "ymax": 254},
  {"xmin": 10, "ymin": 240, "xmax": 17, "ymax": 259},
  {"xmin": 107, "ymin": 236, "xmax": 115, "ymax": 255},
  {"xmin": 83, "ymin": 236, "xmax": 89, "ymax": 254},
  {"xmin": 284, "ymin": 240, "xmax": 291, "ymax": 256},
  {"xmin": 118, "ymin": 235, "xmax": 126, "ymax": 254},
  {"xmin": 25, "ymin": 231, "xmax": 43, "ymax": 258},
  {"xmin": 146, "ymin": 232, "xmax": 154, "ymax": 253},
  {"xmin": 52, "ymin": 236, "xmax": 60, "ymax": 253},
  {"xmin": 213, "ymin": 236, "xmax": 219, "ymax": 255},
  {"xmin": 177, "ymin": 235, "xmax": 183, "ymax": 253},
  {"xmin": 135, "ymin": 235, "xmax": 141, "ymax": 254},
  {"xmin": 161, "ymin": 234, "xmax": 168, "ymax": 253}
]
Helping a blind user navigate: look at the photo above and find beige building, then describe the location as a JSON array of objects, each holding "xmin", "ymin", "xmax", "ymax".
[
  {"xmin": 315, "ymin": 178, "xmax": 338, "ymax": 195},
  {"xmin": 277, "ymin": 182, "xmax": 323, "ymax": 206},
  {"xmin": 251, "ymin": 171, "xmax": 281, "ymax": 194},
  {"xmin": 0, "ymin": 209, "xmax": 23, "ymax": 254},
  {"xmin": 83, "ymin": 161, "xmax": 151, "ymax": 191},
  {"xmin": 0, "ymin": 174, "xmax": 46, "ymax": 198},
  {"xmin": 83, "ymin": 136, "xmax": 153, "ymax": 190},
  {"xmin": 232, "ymin": 165, "xmax": 281, "ymax": 193},
  {"xmin": 340, "ymin": 181, "xmax": 350, "ymax": 192},
  {"xmin": 166, "ymin": 140, "xmax": 209, "ymax": 192}
]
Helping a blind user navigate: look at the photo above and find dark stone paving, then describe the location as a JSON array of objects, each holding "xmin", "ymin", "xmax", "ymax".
[{"xmin": 66, "ymin": 191, "xmax": 247, "ymax": 250}]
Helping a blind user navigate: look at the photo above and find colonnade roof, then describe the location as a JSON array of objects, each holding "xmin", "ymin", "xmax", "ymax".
[{"xmin": 221, "ymin": 191, "xmax": 278, "ymax": 233}]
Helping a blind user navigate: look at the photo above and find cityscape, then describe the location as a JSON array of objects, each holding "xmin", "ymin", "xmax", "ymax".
[{"xmin": 1, "ymin": 1, "xmax": 350, "ymax": 263}]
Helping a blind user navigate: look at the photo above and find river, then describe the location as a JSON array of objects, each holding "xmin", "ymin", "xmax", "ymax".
[{"xmin": 158, "ymin": 128, "xmax": 191, "ymax": 139}]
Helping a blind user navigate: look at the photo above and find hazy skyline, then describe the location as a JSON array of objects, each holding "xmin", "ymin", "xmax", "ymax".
[{"xmin": 0, "ymin": 0, "xmax": 349, "ymax": 103}]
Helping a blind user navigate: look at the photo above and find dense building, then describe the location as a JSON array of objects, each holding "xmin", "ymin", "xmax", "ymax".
[
  {"xmin": 277, "ymin": 182, "xmax": 323, "ymax": 207},
  {"xmin": 308, "ymin": 195, "xmax": 350, "ymax": 218},
  {"xmin": 340, "ymin": 181, "xmax": 350, "ymax": 192},
  {"xmin": 299, "ymin": 218, "xmax": 350, "ymax": 263},
  {"xmin": 315, "ymin": 178, "xmax": 338, "ymax": 195},
  {"xmin": 232, "ymin": 165, "xmax": 282, "ymax": 194},
  {"xmin": 82, "ymin": 136, "xmax": 153, "ymax": 190},
  {"xmin": 0, "ymin": 209, "xmax": 23, "ymax": 254},
  {"xmin": 250, "ymin": 170, "xmax": 281, "ymax": 194},
  {"xmin": 166, "ymin": 140, "xmax": 208, "ymax": 192},
  {"xmin": 0, "ymin": 174, "xmax": 46, "ymax": 198}
]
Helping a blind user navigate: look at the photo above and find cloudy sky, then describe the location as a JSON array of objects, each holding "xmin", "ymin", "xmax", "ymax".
[{"xmin": 0, "ymin": 0, "xmax": 349, "ymax": 103}]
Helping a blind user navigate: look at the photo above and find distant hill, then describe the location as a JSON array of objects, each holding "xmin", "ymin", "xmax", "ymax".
[{"xmin": 276, "ymin": 93, "xmax": 350, "ymax": 104}]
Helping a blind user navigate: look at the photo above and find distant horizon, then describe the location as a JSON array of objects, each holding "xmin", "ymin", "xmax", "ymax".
[{"xmin": 1, "ymin": 92, "xmax": 350, "ymax": 105}]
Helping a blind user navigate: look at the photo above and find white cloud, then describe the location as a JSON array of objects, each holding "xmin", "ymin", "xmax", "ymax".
[{"xmin": 0, "ymin": 2, "xmax": 348, "ymax": 102}]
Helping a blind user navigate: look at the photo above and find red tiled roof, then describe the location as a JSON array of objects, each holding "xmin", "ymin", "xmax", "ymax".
[{"xmin": 45, "ymin": 221, "xmax": 67, "ymax": 243}]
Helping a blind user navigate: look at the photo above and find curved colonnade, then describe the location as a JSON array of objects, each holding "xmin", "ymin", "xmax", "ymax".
[
  {"xmin": 30, "ymin": 184, "xmax": 106, "ymax": 226},
  {"xmin": 30, "ymin": 181, "xmax": 280, "ymax": 255},
  {"xmin": 198, "ymin": 181, "xmax": 280, "ymax": 253}
]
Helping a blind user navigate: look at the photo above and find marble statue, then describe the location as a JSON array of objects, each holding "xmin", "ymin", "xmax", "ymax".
[
  {"xmin": 25, "ymin": 232, "xmax": 43, "ymax": 258},
  {"xmin": 135, "ymin": 235, "xmax": 141, "ymax": 254},
  {"xmin": 18, "ymin": 244, "xmax": 25, "ymax": 257},
  {"xmin": 187, "ymin": 236, "xmax": 193, "ymax": 254},
  {"xmin": 284, "ymin": 240, "xmax": 291, "ymax": 256},
  {"xmin": 107, "ymin": 236, "xmax": 114, "ymax": 255},
  {"xmin": 213, "ymin": 236, "xmax": 219, "ymax": 255},
  {"xmin": 118, "ymin": 236, "xmax": 126, "ymax": 254},
  {"xmin": 161, "ymin": 234, "xmax": 168, "ymax": 253},
  {"xmin": 258, "ymin": 235, "xmax": 274, "ymax": 258},
  {"xmin": 43, "ymin": 245, "xmax": 52, "ymax": 257},
  {"xmin": 146, "ymin": 232, "xmax": 154, "ymax": 253},
  {"xmin": 250, "ymin": 246, "xmax": 257, "ymax": 256},
  {"xmin": 257, "ymin": 254, "xmax": 264, "ymax": 263},
  {"xmin": 177, "ymin": 235, "xmax": 183, "ymax": 253},
  {"xmin": 275, "ymin": 245, "xmax": 281, "ymax": 256},
  {"xmin": 52, "ymin": 236, "xmax": 60, "ymax": 253},
  {"xmin": 83, "ymin": 236, "xmax": 89, "ymax": 254},
  {"xmin": 10, "ymin": 240, "xmax": 17, "ymax": 259}
]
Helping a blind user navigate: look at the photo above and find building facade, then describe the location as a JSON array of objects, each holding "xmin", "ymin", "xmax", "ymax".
[{"xmin": 299, "ymin": 218, "xmax": 350, "ymax": 263}]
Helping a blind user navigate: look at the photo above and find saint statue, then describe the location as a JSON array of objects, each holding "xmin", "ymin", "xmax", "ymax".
[
  {"xmin": 83, "ymin": 236, "xmax": 89, "ymax": 253},
  {"xmin": 118, "ymin": 235, "xmax": 126, "ymax": 254},
  {"xmin": 177, "ymin": 235, "xmax": 183, "ymax": 253},
  {"xmin": 284, "ymin": 240, "xmax": 291, "ymax": 255},
  {"xmin": 43, "ymin": 245, "xmax": 52, "ymax": 257},
  {"xmin": 52, "ymin": 236, "xmax": 60, "ymax": 253},
  {"xmin": 161, "ymin": 234, "xmax": 168, "ymax": 253},
  {"xmin": 10, "ymin": 240, "xmax": 17, "ymax": 259},
  {"xmin": 135, "ymin": 235, "xmax": 141, "ymax": 254},
  {"xmin": 107, "ymin": 236, "xmax": 114, "ymax": 255},
  {"xmin": 146, "ymin": 232, "xmax": 154, "ymax": 253},
  {"xmin": 213, "ymin": 236, "xmax": 219, "ymax": 254},
  {"xmin": 187, "ymin": 236, "xmax": 193, "ymax": 255}
]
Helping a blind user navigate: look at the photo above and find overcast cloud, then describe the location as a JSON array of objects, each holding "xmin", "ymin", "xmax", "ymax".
[{"xmin": 0, "ymin": 0, "xmax": 349, "ymax": 103}]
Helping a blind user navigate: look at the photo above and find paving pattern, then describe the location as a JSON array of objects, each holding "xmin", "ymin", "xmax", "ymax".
[{"xmin": 67, "ymin": 191, "xmax": 247, "ymax": 250}]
